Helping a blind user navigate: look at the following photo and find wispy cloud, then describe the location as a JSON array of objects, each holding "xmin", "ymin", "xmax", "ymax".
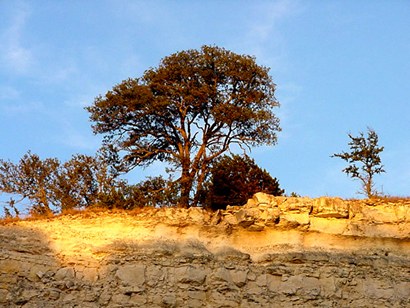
[
  {"xmin": 0, "ymin": 1, "xmax": 34, "ymax": 74},
  {"xmin": 237, "ymin": 0, "xmax": 304, "ymax": 143},
  {"xmin": 237, "ymin": 0, "xmax": 302, "ymax": 69},
  {"xmin": 250, "ymin": 0, "xmax": 299, "ymax": 41}
]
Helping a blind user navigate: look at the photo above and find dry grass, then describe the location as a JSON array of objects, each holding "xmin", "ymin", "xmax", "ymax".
[
  {"xmin": 0, "ymin": 216, "xmax": 21, "ymax": 225},
  {"xmin": 59, "ymin": 206, "xmax": 109, "ymax": 217},
  {"xmin": 345, "ymin": 195, "xmax": 410, "ymax": 203},
  {"xmin": 25, "ymin": 210, "xmax": 56, "ymax": 222},
  {"xmin": 373, "ymin": 195, "xmax": 410, "ymax": 203},
  {"xmin": 55, "ymin": 205, "xmax": 159, "ymax": 219},
  {"xmin": 0, "ymin": 205, "xmax": 108, "ymax": 224}
]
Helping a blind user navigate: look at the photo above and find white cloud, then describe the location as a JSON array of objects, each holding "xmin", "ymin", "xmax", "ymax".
[
  {"xmin": 250, "ymin": 0, "xmax": 298, "ymax": 41},
  {"xmin": 233, "ymin": 0, "xmax": 302, "ymax": 72},
  {"xmin": 0, "ymin": 1, "xmax": 34, "ymax": 74},
  {"xmin": 0, "ymin": 2, "xmax": 81, "ymax": 87},
  {"xmin": 236, "ymin": 1, "xmax": 304, "ymax": 144}
]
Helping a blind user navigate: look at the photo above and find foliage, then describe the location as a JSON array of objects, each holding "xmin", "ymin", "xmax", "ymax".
[
  {"xmin": 51, "ymin": 154, "xmax": 122, "ymax": 210},
  {"xmin": 125, "ymin": 176, "xmax": 180, "ymax": 208},
  {"xmin": 2, "ymin": 198, "xmax": 20, "ymax": 218},
  {"xmin": 0, "ymin": 151, "xmax": 183, "ymax": 216},
  {"xmin": 87, "ymin": 45, "xmax": 280, "ymax": 207},
  {"xmin": 0, "ymin": 152, "xmax": 123, "ymax": 215},
  {"xmin": 332, "ymin": 128, "xmax": 385, "ymax": 198},
  {"xmin": 0, "ymin": 151, "xmax": 59, "ymax": 215},
  {"xmin": 289, "ymin": 192, "xmax": 301, "ymax": 197},
  {"xmin": 203, "ymin": 154, "xmax": 284, "ymax": 210}
]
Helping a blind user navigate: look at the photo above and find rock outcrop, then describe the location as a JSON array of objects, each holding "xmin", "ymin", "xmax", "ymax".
[{"xmin": 0, "ymin": 194, "xmax": 409, "ymax": 307}]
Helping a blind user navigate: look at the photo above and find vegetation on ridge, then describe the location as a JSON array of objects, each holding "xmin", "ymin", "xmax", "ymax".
[
  {"xmin": 86, "ymin": 45, "xmax": 280, "ymax": 208},
  {"xmin": 0, "ymin": 46, "xmax": 393, "ymax": 218}
]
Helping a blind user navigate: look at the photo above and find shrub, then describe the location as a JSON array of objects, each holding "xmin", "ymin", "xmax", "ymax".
[{"xmin": 203, "ymin": 154, "xmax": 284, "ymax": 210}]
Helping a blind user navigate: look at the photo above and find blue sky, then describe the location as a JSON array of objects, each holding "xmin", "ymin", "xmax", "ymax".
[{"xmin": 1, "ymin": 0, "xmax": 409, "ymax": 200}]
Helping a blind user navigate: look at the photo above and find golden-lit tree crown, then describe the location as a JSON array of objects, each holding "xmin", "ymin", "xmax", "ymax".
[{"xmin": 87, "ymin": 45, "xmax": 281, "ymax": 207}]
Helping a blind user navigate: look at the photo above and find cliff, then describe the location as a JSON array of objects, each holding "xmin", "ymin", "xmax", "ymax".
[{"xmin": 0, "ymin": 194, "xmax": 409, "ymax": 307}]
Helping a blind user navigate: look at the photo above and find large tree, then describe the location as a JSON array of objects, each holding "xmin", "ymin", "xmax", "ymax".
[
  {"xmin": 332, "ymin": 128, "xmax": 385, "ymax": 198},
  {"xmin": 87, "ymin": 46, "xmax": 280, "ymax": 208}
]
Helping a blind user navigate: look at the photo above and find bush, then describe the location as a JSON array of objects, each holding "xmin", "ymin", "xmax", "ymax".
[
  {"xmin": 0, "ymin": 151, "xmax": 124, "ymax": 215},
  {"xmin": 203, "ymin": 154, "xmax": 284, "ymax": 210},
  {"xmin": 0, "ymin": 151, "xmax": 59, "ymax": 215},
  {"xmin": 123, "ymin": 176, "xmax": 179, "ymax": 208}
]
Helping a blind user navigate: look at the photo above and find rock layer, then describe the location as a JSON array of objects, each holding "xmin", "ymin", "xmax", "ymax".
[{"xmin": 0, "ymin": 194, "xmax": 409, "ymax": 307}]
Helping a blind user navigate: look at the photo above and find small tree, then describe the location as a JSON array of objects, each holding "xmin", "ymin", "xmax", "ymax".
[
  {"xmin": 0, "ymin": 151, "xmax": 59, "ymax": 215},
  {"xmin": 332, "ymin": 128, "xmax": 385, "ymax": 198},
  {"xmin": 51, "ymin": 153, "xmax": 122, "ymax": 210},
  {"xmin": 87, "ymin": 45, "xmax": 280, "ymax": 208},
  {"xmin": 203, "ymin": 154, "xmax": 284, "ymax": 210},
  {"xmin": 1, "ymin": 197, "xmax": 20, "ymax": 218},
  {"xmin": 0, "ymin": 151, "xmax": 124, "ymax": 214}
]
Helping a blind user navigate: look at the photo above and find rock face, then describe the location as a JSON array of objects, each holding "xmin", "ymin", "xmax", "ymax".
[{"xmin": 0, "ymin": 194, "xmax": 409, "ymax": 307}]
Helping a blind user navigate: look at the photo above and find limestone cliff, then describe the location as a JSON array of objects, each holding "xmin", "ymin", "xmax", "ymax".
[{"xmin": 0, "ymin": 194, "xmax": 409, "ymax": 307}]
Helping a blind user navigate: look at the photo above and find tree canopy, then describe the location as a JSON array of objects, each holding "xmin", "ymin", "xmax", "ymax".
[
  {"xmin": 87, "ymin": 45, "xmax": 280, "ymax": 207},
  {"xmin": 332, "ymin": 128, "xmax": 385, "ymax": 198}
]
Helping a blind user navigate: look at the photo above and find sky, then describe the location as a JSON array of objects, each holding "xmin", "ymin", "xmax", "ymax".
[{"xmin": 0, "ymin": 0, "xmax": 409, "ymax": 202}]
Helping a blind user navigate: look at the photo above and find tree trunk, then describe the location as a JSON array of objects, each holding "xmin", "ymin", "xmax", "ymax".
[
  {"xmin": 192, "ymin": 162, "xmax": 208, "ymax": 207},
  {"xmin": 179, "ymin": 177, "xmax": 191, "ymax": 208},
  {"xmin": 179, "ymin": 161, "xmax": 192, "ymax": 208},
  {"xmin": 366, "ymin": 175, "xmax": 373, "ymax": 198}
]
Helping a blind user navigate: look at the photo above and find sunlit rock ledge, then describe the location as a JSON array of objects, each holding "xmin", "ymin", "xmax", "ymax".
[{"xmin": 1, "ymin": 194, "xmax": 409, "ymax": 307}]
